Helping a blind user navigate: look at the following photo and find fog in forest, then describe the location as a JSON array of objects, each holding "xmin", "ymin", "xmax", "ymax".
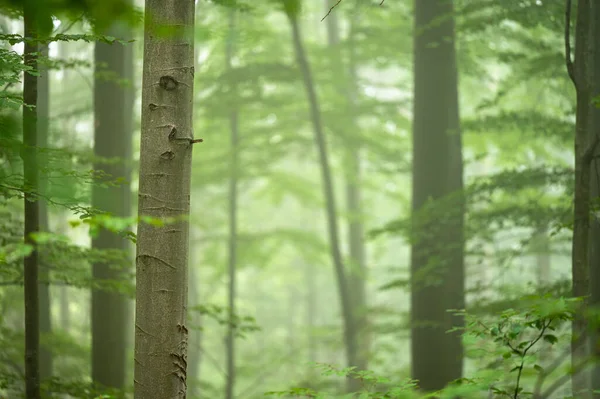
[{"xmin": 1, "ymin": 0, "xmax": 599, "ymax": 398}]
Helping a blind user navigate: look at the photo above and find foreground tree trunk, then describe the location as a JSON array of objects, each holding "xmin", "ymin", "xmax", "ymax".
[
  {"xmin": 133, "ymin": 0, "xmax": 196, "ymax": 397},
  {"xmin": 91, "ymin": 18, "xmax": 133, "ymax": 390},
  {"xmin": 225, "ymin": 10, "xmax": 239, "ymax": 399},
  {"xmin": 283, "ymin": 0, "xmax": 357, "ymax": 387},
  {"xmin": 22, "ymin": 2, "xmax": 41, "ymax": 397},
  {"xmin": 411, "ymin": 0, "xmax": 464, "ymax": 391}
]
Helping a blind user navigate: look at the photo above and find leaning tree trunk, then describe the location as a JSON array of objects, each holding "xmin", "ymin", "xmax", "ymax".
[
  {"xmin": 566, "ymin": 0, "xmax": 596, "ymax": 396},
  {"xmin": 283, "ymin": 1, "xmax": 357, "ymax": 387},
  {"xmin": 133, "ymin": 0, "xmax": 196, "ymax": 397},
  {"xmin": 91, "ymin": 17, "xmax": 133, "ymax": 390},
  {"xmin": 411, "ymin": 0, "xmax": 465, "ymax": 391},
  {"xmin": 224, "ymin": 9, "xmax": 239, "ymax": 399},
  {"xmin": 22, "ymin": 2, "xmax": 41, "ymax": 398},
  {"xmin": 323, "ymin": 1, "xmax": 369, "ymax": 387}
]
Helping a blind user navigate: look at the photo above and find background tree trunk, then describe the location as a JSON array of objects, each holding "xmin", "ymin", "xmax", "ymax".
[
  {"xmin": 286, "ymin": 6, "xmax": 357, "ymax": 391},
  {"xmin": 323, "ymin": 0, "xmax": 369, "ymax": 391},
  {"xmin": 411, "ymin": 0, "xmax": 464, "ymax": 391},
  {"xmin": 569, "ymin": 0, "xmax": 595, "ymax": 396},
  {"xmin": 23, "ymin": 1, "xmax": 41, "ymax": 397},
  {"xmin": 582, "ymin": 1, "xmax": 600, "ymax": 396},
  {"xmin": 133, "ymin": 0, "xmax": 195, "ymax": 396},
  {"xmin": 37, "ymin": 42, "xmax": 53, "ymax": 381},
  {"xmin": 225, "ymin": 10, "xmax": 239, "ymax": 399},
  {"xmin": 91, "ymin": 19, "xmax": 133, "ymax": 390}
]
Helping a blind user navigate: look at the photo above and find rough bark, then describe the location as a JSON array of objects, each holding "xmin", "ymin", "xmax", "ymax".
[
  {"xmin": 133, "ymin": 0, "xmax": 195, "ymax": 397},
  {"xmin": 91, "ymin": 19, "xmax": 133, "ymax": 390},
  {"xmin": 225, "ymin": 10, "xmax": 239, "ymax": 399},
  {"xmin": 411, "ymin": 0, "xmax": 464, "ymax": 391},
  {"xmin": 22, "ymin": 1, "xmax": 41, "ymax": 397},
  {"xmin": 37, "ymin": 43, "xmax": 53, "ymax": 381},
  {"xmin": 285, "ymin": 6, "xmax": 357, "ymax": 382}
]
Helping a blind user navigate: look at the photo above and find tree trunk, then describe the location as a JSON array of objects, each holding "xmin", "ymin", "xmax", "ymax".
[
  {"xmin": 323, "ymin": 1, "xmax": 370, "ymax": 387},
  {"xmin": 305, "ymin": 260, "xmax": 317, "ymax": 367},
  {"xmin": 567, "ymin": 0, "xmax": 596, "ymax": 396},
  {"xmin": 22, "ymin": 1, "xmax": 41, "ymax": 397},
  {"xmin": 91, "ymin": 18, "xmax": 134, "ymax": 390},
  {"xmin": 285, "ymin": 6, "xmax": 357, "ymax": 385},
  {"xmin": 133, "ymin": 0, "xmax": 195, "ymax": 396},
  {"xmin": 411, "ymin": 0, "xmax": 464, "ymax": 391},
  {"xmin": 225, "ymin": 10, "xmax": 239, "ymax": 399},
  {"xmin": 37, "ymin": 42, "xmax": 53, "ymax": 382},
  {"xmin": 534, "ymin": 226, "xmax": 551, "ymax": 287}
]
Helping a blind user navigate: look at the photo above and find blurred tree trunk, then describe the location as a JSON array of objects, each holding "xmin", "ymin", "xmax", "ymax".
[
  {"xmin": 37, "ymin": 42, "xmax": 53, "ymax": 381},
  {"xmin": 323, "ymin": 2, "xmax": 369, "ymax": 388},
  {"xmin": 225, "ymin": 10, "xmax": 239, "ymax": 399},
  {"xmin": 533, "ymin": 226, "xmax": 551, "ymax": 287},
  {"xmin": 91, "ymin": 17, "xmax": 133, "ymax": 390},
  {"xmin": 411, "ymin": 0, "xmax": 464, "ymax": 391},
  {"xmin": 133, "ymin": 0, "xmax": 195, "ymax": 396},
  {"xmin": 22, "ymin": 1, "xmax": 41, "ymax": 397},
  {"xmin": 284, "ymin": 2, "xmax": 357, "ymax": 389},
  {"xmin": 568, "ymin": 0, "xmax": 598, "ymax": 396}
]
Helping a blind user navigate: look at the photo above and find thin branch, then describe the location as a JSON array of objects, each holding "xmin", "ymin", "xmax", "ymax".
[
  {"xmin": 565, "ymin": 0, "xmax": 576, "ymax": 86},
  {"xmin": 322, "ymin": 0, "xmax": 342, "ymax": 21}
]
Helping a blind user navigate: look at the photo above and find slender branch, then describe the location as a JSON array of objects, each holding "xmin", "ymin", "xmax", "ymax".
[
  {"xmin": 565, "ymin": 0, "xmax": 576, "ymax": 86},
  {"xmin": 511, "ymin": 320, "xmax": 550, "ymax": 399},
  {"xmin": 321, "ymin": 0, "xmax": 342, "ymax": 21}
]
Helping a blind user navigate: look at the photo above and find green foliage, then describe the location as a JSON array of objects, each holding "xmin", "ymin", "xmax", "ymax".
[
  {"xmin": 190, "ymin": 303, "xmax": 261, "ymax": 338},
  {"xmin": 265, "ymin": 298, "xmax": 575, "ymax": 399}
]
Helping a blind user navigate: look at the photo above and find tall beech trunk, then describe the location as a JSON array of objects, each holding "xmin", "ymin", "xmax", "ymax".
[
  {"xmin": 411, "ymin": 0, "xmax": 464, "ymax": 391},
  {"xmin": 225, "ymin": 10, "xmax": 239, "ymax": 399},
  {"xmin": 284, "ymin": 4, "xmax": 357, "ymax": 385},
  {"xmin": 22, "ymin": 2, "xmax": 41, "ymax": 398},
  {"xmin": 324, "ymin": 1, "xmax": 369, "ymax": 385},
  {"xmin": 567, "ymin": 0, "xmax": 595, "ymax": 396},
  {"xmin": 587, "ymin": 2, "xmax": 600, "ymax": 396},
  {"xmin": 92, "ymin": 19, "xmax": 133, "ymax": 389},
  {"xmin": 133, "ymin": 0, "xmax": 195, "ymax": 397},
  {"xmin": 37, "ymin": 43, "xmax": 53, "ymax": 381},
  {"xmin": 566, "ymin": 0, "xmax": 600, "ymax": 396}
]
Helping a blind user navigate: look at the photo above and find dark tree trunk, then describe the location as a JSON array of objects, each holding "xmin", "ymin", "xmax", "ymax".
[
  {"xmin": 37, "ymin": 43, "xmax": 53, "ymax": 381},
  {"xmin": 590, "ymin": 0, "xmax": 600, "ymax": 392},
  {"xmin": 566, "ymin": 0, "xmax": 600, "ymax": 396},
  {"xmin": 567, "ymin": 0, "xmax": 596, "ymax": 396},
  {"xmin": 411, "ymin": 0, "xmax": 464, "ymax": 391},
  {"xmin": 225, "ymin": 10, "xmax": 239, "ymax": 399},
  {"xmin": 91, "ymin": 19, "xmax": 133, "ymax": 389},
  {"xmin": 23, "ymin": 1, "xmax": 41, "ymax": 397}
]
